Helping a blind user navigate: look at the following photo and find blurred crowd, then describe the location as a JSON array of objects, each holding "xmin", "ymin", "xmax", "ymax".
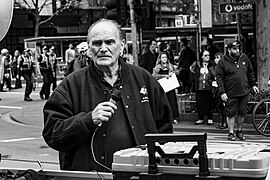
[{"xmin": 137, "ymin": 36, "xmax": 257, "ymax": 141}]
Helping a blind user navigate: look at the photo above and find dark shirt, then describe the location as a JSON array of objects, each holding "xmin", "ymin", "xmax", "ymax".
[
  {"xmin": 139, "ymin": 49, "xmax": 158, "ymax": 74},
  {"xmin": 216, "ymin": 53, "xmax": 256, "ymax": 97},
  {"xmin": 177, "ymin": 46, "xmax": 196, "ymax": 71},
  {"xmin": 94, "ymin": 66, "xmax": 136, "ymax": 170},
  {"xmin": 207, "ymin": 45, "xmax": 220, "ymax": 61},
  {"xmin": 165, "ymin": 49, "xmax": 175, "ymax": 65},
  {"xmin": 190, "ymin": 61, "xmax": 215, "ymax": 91}
]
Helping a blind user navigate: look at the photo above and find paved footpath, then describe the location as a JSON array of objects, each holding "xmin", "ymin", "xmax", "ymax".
[
  {"xmin": 7, "ymin": 95, "xmax": 259, "ymax": 135},
  {"xmin": 1, "ymin": 82, "xmax": 258, "ymax": 136}
]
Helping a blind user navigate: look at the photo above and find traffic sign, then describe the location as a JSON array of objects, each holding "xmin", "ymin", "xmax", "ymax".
[{"xmin": 219, "ymin": 2, "xmax": 254, "ymax": 14}]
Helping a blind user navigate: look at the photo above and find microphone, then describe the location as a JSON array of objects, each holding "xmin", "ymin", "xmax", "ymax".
[
  {"xmin": 97, "ymin": 89, "xmax": 121, "ymax": 128},
  {"xmin": 109, "ymin": 89, "xmax": 121, "ymax": 105}
]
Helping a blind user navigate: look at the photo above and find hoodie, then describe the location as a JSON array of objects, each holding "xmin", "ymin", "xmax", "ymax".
[{"xmin": 216, "ymin": 53, "xmax": 256, "ymax": 97}]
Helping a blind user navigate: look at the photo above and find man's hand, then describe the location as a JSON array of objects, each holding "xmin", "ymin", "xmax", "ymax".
[
  {"xmin": 221, "ymin": 93, "xmax": 228, "ymax": 102},
  {"xmin": 253, "ymin": 86, "xmax": 259, "ymax": 94},
  {"xmin": 92, "ymin": 102, "xmax": 117, "ymax": 125}
]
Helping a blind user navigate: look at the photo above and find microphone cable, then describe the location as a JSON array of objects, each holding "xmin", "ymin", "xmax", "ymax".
[
  {"xmin": 90, "ymin": 89, "xmax": 121, "ymax": 174},
  {"xmin": 90, "ymin": 126, "xmax": 113, "ymax": 173}
]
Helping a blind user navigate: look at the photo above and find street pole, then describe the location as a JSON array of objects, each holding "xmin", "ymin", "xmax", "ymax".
[
  {"xmin": 128, "ymin": 0, "xmax": 139, "ymax": 66},
  {"xmin": 158, "ymin": 0, "xmax": 161, "ymax": 27},
  {"xmin": 197, "ymin": 0, "xmax": 202, "ymax": 56}
]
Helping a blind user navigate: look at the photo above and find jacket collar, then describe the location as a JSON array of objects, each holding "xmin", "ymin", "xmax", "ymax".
[
  {"xmin": 89, "ymin": 57, "xmax": 130, "ymax": 90},
  {"xmin": 224, "ymin": 53, "xmax": 243, "ymax": 63}
]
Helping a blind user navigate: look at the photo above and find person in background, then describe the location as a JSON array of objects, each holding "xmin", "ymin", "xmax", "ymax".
[
  {"xmin": 11, "ymin": 50, "xmax": 22, "ymax": 89},
  {"xmin": 177, "ymin": 37, "xmax": 197, "ymax": 94},
  {"xmin": 139, "ymin": 38, "xmax": 158, "ymax": 74},
  {"xmin": 17, "ymin": 49, "xmax": 36, "ymax": 101},
  {"xmin": 216, "ymin": 41, "xmax": 259, "ymax": 141},
  {"xmin": 42, "ymin": 19, "xmax": 173, "ymax": 172},
  {"xmin": 0, "ymin": 49, "xmax": 9, "ymax": 92},
  {"xmin": 0, "ymin": 49, "xmax": 12, "ymax": 91},
  {"xmin": 164, "ymin": 43, "xmax": 175, "ymax": 65},
  {"xmin": 190, "ymin": 49, "xmax": 215, "ymax": 125},
  {"xmin": 0, "ymin": 49, "xmax": 5, "ymax": 99},
  {"xmin": 38, "ymin": 46, "xmax": 53, "ymax": 100},
  {"xmin": 206, "ymin": 38, "xmax": 220, "ymax": 62},
  {"xmin": 211, "ymin": 52, "xmax": 227, "ymax": 129},
  {"xmin": 65, "ymin": 43, "xmax": 76, "ymax": 65},
  {"xmin": 48, "ymin": 46, "xmax": 58, "ymax": 91},
  {"xmin": 73, "ymin": 42, "xmax": 91, "ymax": 72},
  {"xmin": 153, "ymin": 51, "xmax": 180, "ymax": 124},
  {"xmin": 121, "ymin": 43, "xmax": 134, "ymax": 65}
]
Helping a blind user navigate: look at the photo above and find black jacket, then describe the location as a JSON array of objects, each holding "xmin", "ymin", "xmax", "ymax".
[
  {"xmin": 139, "ymin": 49, "xmax": 158, "ymax": 74},
  {"xmin": 42, "ymin": 58, "xmax": 173, "ymax": 171},
  {"xmin": 216, "ymin": 53, "xmax": 256, "ymax": 97},
  {"xmin": 177, "ymin": 46, "xmax": 196, "ymax": 71}
]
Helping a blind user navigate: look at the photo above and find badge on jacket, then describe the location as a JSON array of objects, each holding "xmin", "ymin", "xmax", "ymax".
[{"xmin": 140, "ymin": 86, "xmax": 149, "ymax": 103}]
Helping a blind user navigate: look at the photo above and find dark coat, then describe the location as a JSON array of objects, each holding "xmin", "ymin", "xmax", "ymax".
[
  {"xmin": 177, "ymin": 46, "xmax": 197, "ymax": 71},
  {"xmin": 190, "ymin": 61, "xmax": 215, "ymax": 91},
  {"xmin": 42, "ymin": 58, "xmax": 173, "ymax": 171},
  {"xmin": 139, "ymin": 49, "xmax": 158, "ymax": 74}
]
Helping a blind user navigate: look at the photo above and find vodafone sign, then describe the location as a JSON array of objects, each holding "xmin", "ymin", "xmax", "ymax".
[{"xmin": 219, "ymin": 2, "xmax": 254, "ymax": 14}]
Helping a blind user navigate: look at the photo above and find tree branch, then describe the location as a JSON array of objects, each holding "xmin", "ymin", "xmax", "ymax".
[
  {"xmin": 39, "ymin": 2, "xmax": 72, "ymax": 26},
  {"xmin": 15, "ymin": 0, "xmax": 32, "ymax": 10},
  {"xmin": 38, "ymin": 0, "xmax": 50, "ymax": 14}
]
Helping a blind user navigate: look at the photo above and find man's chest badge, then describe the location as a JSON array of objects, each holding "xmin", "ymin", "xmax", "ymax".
[{"xmin": 140, "ymin": 86, "xmax": 149, "ymax": 103}]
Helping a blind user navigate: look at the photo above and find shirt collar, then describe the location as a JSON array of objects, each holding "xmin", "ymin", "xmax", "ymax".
[{"xmin": 89, "ymin": 57, "xmax": 130, "ymax": 90}]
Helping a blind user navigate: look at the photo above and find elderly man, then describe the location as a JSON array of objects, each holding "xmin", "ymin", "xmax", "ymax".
[{"xmin": 42, "ymin": 19, "xmax": 173, "ymax": 172}]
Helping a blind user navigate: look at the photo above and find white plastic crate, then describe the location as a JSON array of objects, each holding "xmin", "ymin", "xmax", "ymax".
[{"xmin": 112, "ymin": 142, "xmax": 270, "ymax": 179}]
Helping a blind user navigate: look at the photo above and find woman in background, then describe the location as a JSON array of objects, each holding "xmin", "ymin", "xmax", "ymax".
[
  {"xmin": 190, "ymin": 49, "xmax": 215, "ymax": 125},
  {"xmin": 153, "ymin": 51, "xmax": 180, "ymax": 124},
  {"xmin": 11, "ymin": 50, "xmax": 22, "ymax": 89},
  {"xmin": 211, "ymin": 52, "xmax": 227, "ymax": 129}
]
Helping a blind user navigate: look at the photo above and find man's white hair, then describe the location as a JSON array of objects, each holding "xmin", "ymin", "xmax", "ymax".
[{"xmin": 87, "ymin": 19, "xmax": 122, "ymax": 44}]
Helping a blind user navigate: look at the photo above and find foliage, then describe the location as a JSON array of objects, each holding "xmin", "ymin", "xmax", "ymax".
[
  {"xmin": 164, "ymin": 0, "xmax": 195, "ymax": 15},
  {"xmin": 247, "ymin": 89, "xmax": 270, "ymax": 114},
  {"xmin": 14, "ymin": 0, "xmax": 74, "ymax": 37},
  {"xmin": 14, "ymin": 0, "xmax": 100, "ymax": 37},
  {"xmin": 14, "ymin": 0, "xmax": 74, "ymax": 24},
  {"xmin": 153, "ymin": 0, "xmax": 196, "ymax": 15},
  {"xmin": 249, "ymin": 89, "xmax": 270, "ymax": 102}
]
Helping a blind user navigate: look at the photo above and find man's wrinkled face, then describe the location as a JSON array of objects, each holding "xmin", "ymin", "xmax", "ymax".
[
  {"xmin": 229, "ymin": 46, "xmax": 240, "ymax": 58},
  {"xmin": 88, "ymin": 21, "xmax": 122, "ymax": 67}
]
